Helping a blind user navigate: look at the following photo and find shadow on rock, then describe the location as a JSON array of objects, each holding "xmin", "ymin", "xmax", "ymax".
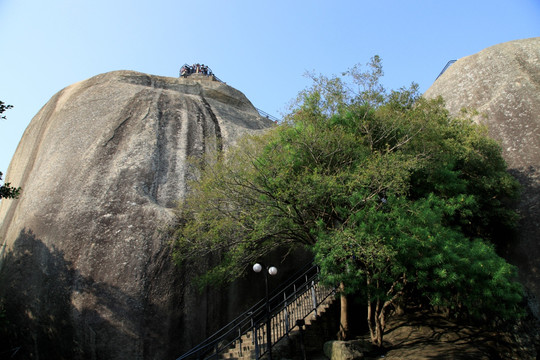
[
  {"xmin": 506, "ymin": 166, "xmax": 540, "ymax": 319},
  {"xmin": 0, "ymin": 228, "xmax": 170, "ymax": 360}
]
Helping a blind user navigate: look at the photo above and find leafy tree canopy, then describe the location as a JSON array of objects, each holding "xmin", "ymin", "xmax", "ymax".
[
  {"xmin": 0, "ymin": 101, "xmax": 13, "ymax": 120},
  {"xmin": 172, "ymin": 57, "xmax": 522, "ymax": 346}
]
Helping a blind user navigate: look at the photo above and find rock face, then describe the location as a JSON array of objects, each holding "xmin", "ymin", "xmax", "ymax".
[
  {"xmin": 323, "ymin": 340, "xmax": 371, "ymax": 360},
  {"xmin": 424, "ymin": 37, "xmax": 540, "ymax": 316},
  {"xmin": 0, "ymin": 71, "xmax": 275, "ymax": 359}
]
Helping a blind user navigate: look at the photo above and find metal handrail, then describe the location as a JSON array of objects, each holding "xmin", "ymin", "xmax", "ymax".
[
  {"xmin": 175, "ymin": 262, "xmax": 335, "ymax": 360},
  {"xmin": 436, "ymin": 60, "xmax": 457, "ymax": 80},
  {"xmin": 255, "ymin": 270, "xmax": 336, "ymax": 359},
  {"xmin": 176, "ymin": 262, "xmax": 315, "ymax": 359},
  {"xmin": 255, "ymin": 108, "xmax": 280, "ymax": 123}
]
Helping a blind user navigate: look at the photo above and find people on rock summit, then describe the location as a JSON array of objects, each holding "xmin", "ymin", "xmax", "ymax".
[{"xmin": 180, "ymin": 64, "xmax": 212, "ymax": 77}]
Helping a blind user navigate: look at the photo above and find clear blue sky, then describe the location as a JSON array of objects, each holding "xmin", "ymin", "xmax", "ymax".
[{"xmin": 0, "ymin": 0, "xmax": 539, "ymax": 175}]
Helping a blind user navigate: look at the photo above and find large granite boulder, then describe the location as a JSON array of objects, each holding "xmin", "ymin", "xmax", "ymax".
[
  {"xmin": 424, "ymin": 37, "xmax": 540, "ymax": 316},
  {"xmin": 0, "ymin": 71, "xmax": 275, "ymax": 359}
]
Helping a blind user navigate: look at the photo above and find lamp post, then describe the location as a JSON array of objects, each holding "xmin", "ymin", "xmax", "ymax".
[{"xmin": 253, "ymin": 263, "xmax": 278, "ymax": 360}]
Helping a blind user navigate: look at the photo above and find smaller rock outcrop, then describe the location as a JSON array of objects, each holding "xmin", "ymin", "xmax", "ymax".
[{"xmin": 323, "ymin": 340, "xmax": 372, "ymax": 360}]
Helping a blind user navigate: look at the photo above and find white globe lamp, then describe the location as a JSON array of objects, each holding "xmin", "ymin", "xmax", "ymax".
[{"xmin": 253, "ymin": 263, "xmax": 263, "ymax": 273}]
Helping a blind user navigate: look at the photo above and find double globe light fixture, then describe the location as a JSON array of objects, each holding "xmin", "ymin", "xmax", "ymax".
[
  {"xmin": 252, "ymin": 263, "xmax": 278, "ymax": 276},
  {"xmin": 252, "ymin": 262, "xmax": 278, "ymax": 360}
]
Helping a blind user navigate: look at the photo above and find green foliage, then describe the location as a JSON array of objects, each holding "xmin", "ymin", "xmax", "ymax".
[
  {"xmin": 0, "ymin": 101, "xmax": 13, "ymax": 120},
  {"xmin": 0, "ymin": 102, "xmax": 20, "ymax": 199},
  {"xmin": 172, "ymin": 57, "xmax": 523, "ymax": 344},
  {"xmin": 0, "ymin": 172, "xmax": 20, "ymax": 199},
  {"xmin": 314, "ymin": 193, "xmax": 522, "ymax": 320}
]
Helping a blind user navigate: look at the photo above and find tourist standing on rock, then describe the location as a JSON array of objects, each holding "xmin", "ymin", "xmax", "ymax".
[
  {"xmin": 180, "ymin": 65, "xmax": 189, "ymax": 77},
  {"xmin": 180, "ymin": 63, "xmax": 213, "ymax": 78}
]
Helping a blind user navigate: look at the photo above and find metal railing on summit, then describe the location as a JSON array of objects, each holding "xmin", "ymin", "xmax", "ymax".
[
  {"xmin": 178, "ymin": 64, "xmax": 280, "ymax": 123},
  {"xmin": 255, "ymin": 108, "xmax": 280, "ymax": 123},
  {"xmin": 180, "ymin": 63, "xmax": 215, "ymax": 78},
  {"xmin": 436, "ymin": 60, "xmax": 457, "ymax": 80},
  {"xmin": 175, "ymin": 262, "xmax": 336, "ymax": 360}
]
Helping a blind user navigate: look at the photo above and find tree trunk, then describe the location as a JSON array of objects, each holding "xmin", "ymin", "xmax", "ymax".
[
  {"xmin": 367, "ymin": 277, "xmax": 404, "ymax": 348},
  {"xmin": 375, "ymin": 311, "xmax": 383, "ymax": 347},
  {"xmin": 367, "ymin": 278, "xmax": 376, "ymax": 344},
  {"xmin": 374, "ymin": 298, "xmax": 394, "ymax": 347},
  {"xmin": 367, "ymin": 281, "xmax": 385, "ymax": 347},
  {"xmin": 337, "ymin": 282, "xmax": 349, "ymax": 340}
]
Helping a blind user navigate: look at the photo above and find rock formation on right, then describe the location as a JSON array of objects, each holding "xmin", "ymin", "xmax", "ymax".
[{"xmin": 424, "ymin": 37, "xmax": 540, "ymax": 317}]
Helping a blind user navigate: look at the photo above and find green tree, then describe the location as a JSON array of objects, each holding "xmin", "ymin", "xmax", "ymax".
[
  {"xmin": 0, "ymin": 172, "xmax": 19, "ymax": 199},
  {"xmin": 0, "ymin": 101, "xmax": 13, "ymax": 120},
  {"xmin": 0, "ymin": 101, "xmax": 20, "ymax": 199},
  {"xmin": 172, "ymin": 57, "xmax": 522, "ymax": 347}
]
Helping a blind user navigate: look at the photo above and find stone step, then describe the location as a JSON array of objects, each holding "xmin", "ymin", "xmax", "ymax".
[{"xmin": 217, "ymin": 295, "xmax": 336, "ymax": 359}]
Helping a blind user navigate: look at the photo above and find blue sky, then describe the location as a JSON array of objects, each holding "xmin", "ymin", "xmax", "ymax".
[{"xmin": 0, "ymin": 0, "xmax": 539, "ymax": 175}]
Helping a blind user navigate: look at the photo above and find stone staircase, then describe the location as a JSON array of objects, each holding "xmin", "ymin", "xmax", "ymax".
[
  {"xmin": 175, "ymin": 264, "xmax": 336, "ymax": 360},
  {"xmin": 217, "ymin": 282, "xmax": 336, "ymax": 360}
]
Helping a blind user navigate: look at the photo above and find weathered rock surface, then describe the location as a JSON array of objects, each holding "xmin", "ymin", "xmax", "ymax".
[
  {"xmin": 323, "ymin": 340, "xmax": 370, "ymax": 360},
  {"xmin": 424, "ymin": 37, "xmax": 540, "ymax": 316},
  {"xmin": 0, "ymin": 71, "xmax": 275, "ymax": 359}
]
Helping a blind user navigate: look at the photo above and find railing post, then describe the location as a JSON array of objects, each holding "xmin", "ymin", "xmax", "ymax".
[
  {"xmin": 250, "ymin": 314, "xmax": 255, "ymax": 344},
  {"xmin": 311, "ymin": 281, "xmax": 318, "ymax": 318},
  {"xmin": 283, "ymin": 293, "xmax": 290, "ymax": 337},
  {"xmin": 293, "ymin": 284, "xmax": 297, "ymax": 321},
  {"xmin": 238, "ymin": 326, "xmax": 243, "ymax": 357},
  {"xmin": 264, "ymin": 272, "xmax": 273, "ymax": 360},
  {"xmin": 254, "ymin": 324, "xmax": 260, "ymax": 359}
]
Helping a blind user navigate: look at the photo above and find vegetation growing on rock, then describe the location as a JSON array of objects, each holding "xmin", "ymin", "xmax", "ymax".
[
  {"xmin": 172, "ymin": 57, "xmax": 523, "ymax": 347},
  {"xmin": 0, "ymin": 101, "xmax": 20, "ymax": 199}
]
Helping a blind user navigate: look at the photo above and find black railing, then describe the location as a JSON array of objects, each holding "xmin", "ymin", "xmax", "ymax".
[
  {"xmin": 175, "ymin": 263, "xmax": 336, "ymax": 360},
  {"xmin": 255, "ymin": 108, "xmax": 280, "ymax": 123},
  {"xmin": 436, "ymin": 60, "xmax": 457, "ymax": 80}
]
